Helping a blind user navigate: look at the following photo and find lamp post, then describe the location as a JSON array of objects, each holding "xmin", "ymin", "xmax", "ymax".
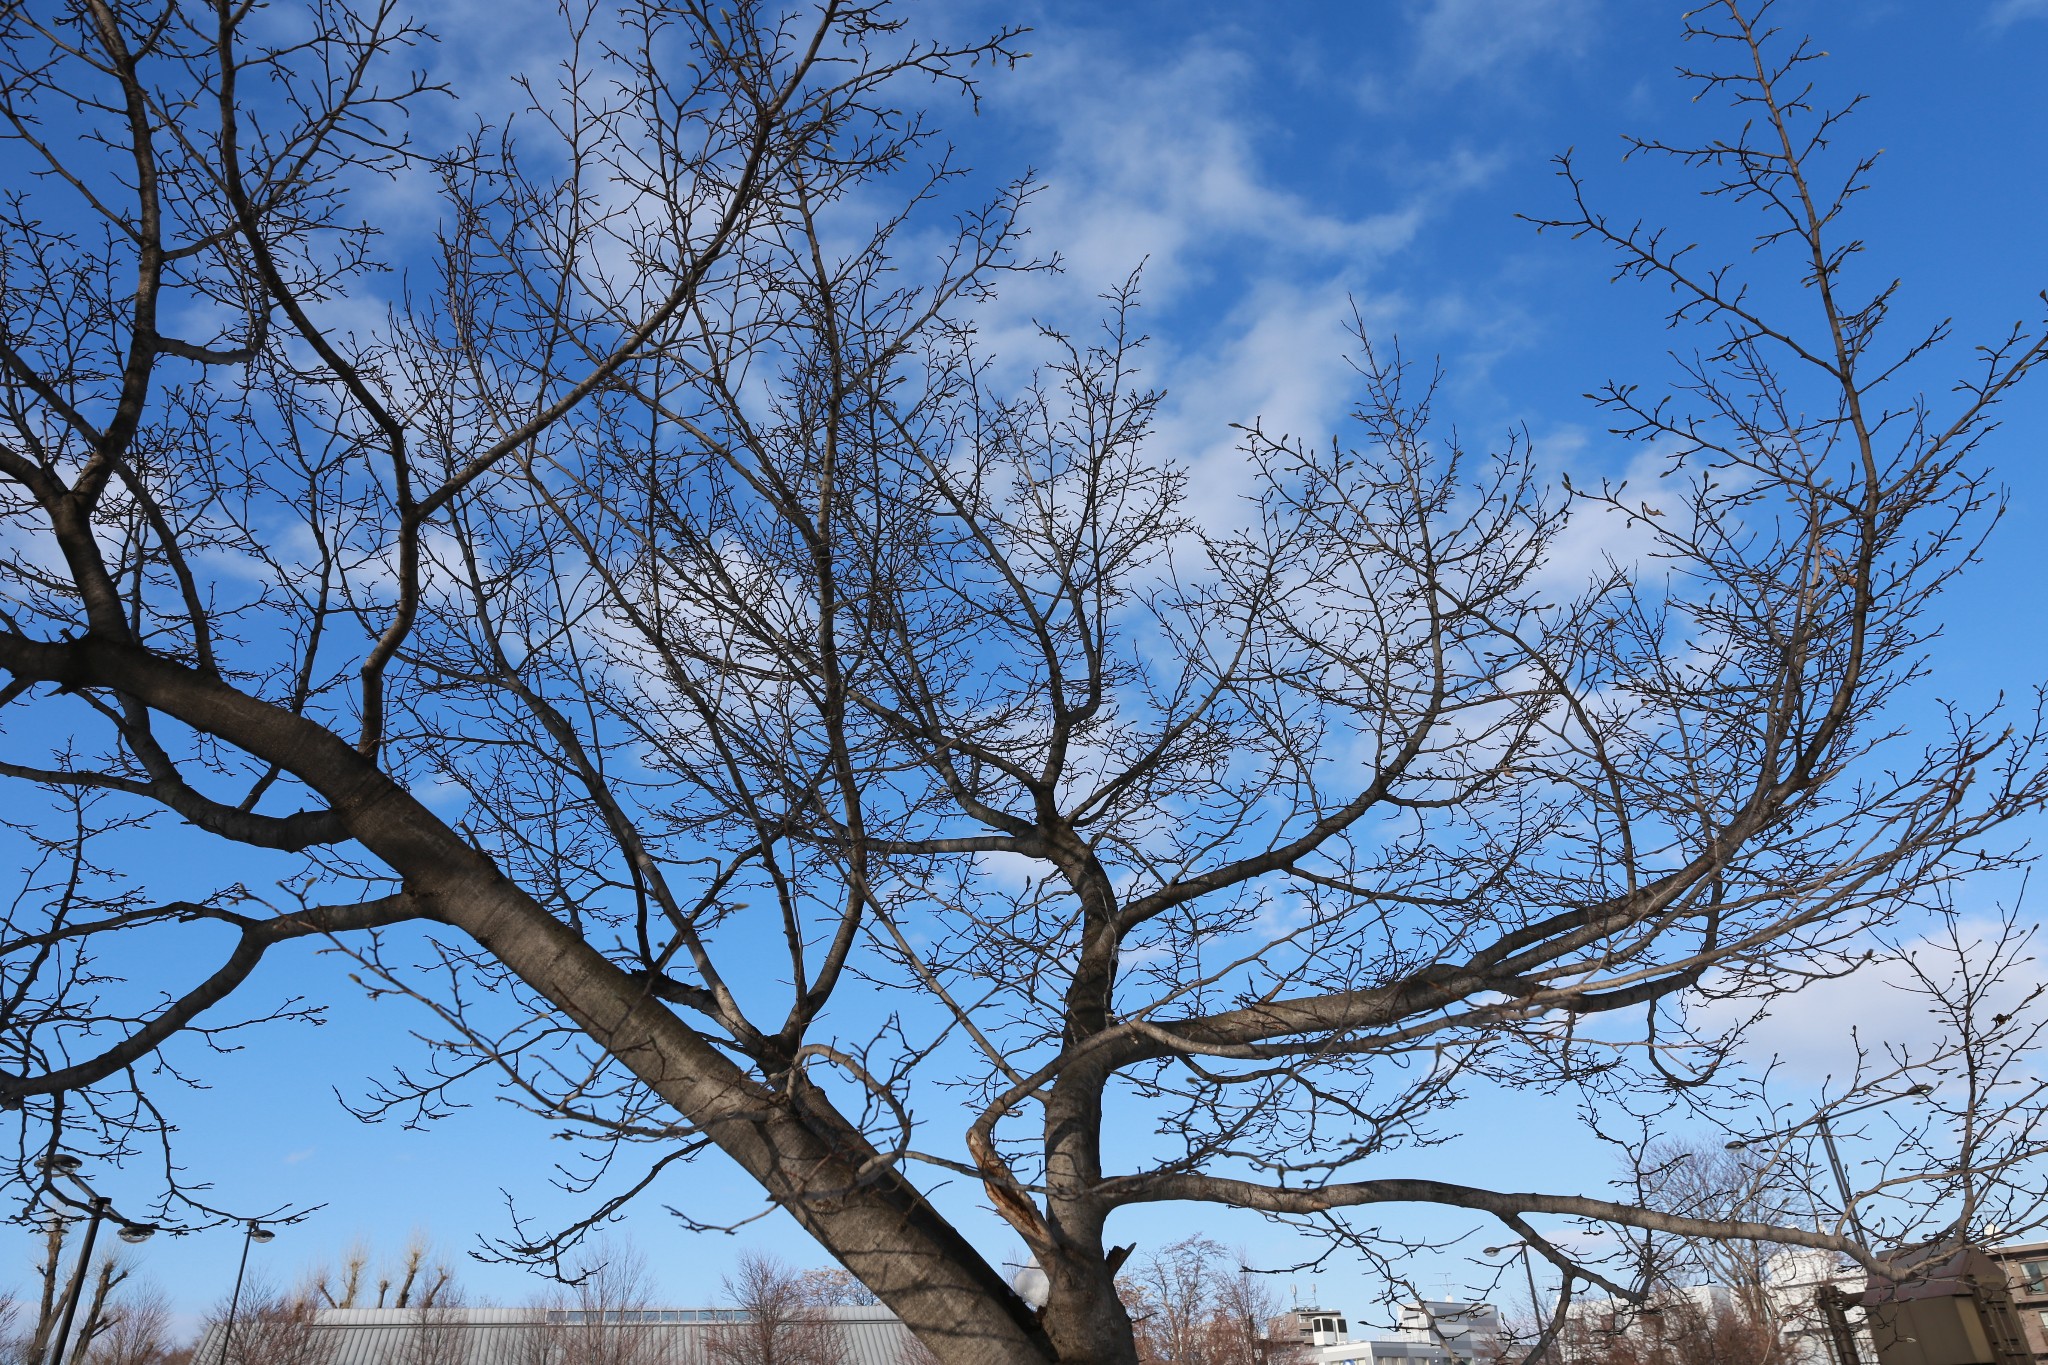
[
  {"xmin": 216, "ymin": 1220, "xmax": 276, "ymax": 1365},
  {"xmin": 1484, "ymin": 1243, "xmax": 1549, "ymax": 1363},
  {"xmin": 1725, "ymin": 1084, "xmax": 1933, "ymax": 1249},
  {"xmin": 34, "ymin": 1156, "xmax": 159, "ymax": 1365}
]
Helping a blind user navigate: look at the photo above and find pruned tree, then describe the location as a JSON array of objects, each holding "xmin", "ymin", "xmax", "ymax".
[
  {"xmin": 13, "ymin": 1217, "xmax": 76, "ymax": 1365},
  {"xmin": 0, "ymin": 2, "xmax": 2045, "ymax": 1365},
  {"xmin": 0, "ymin": 1224, "xmax": 160, "ymax": 1365},
  {"xmin": 65, "ymin": 1255, "xmax": 125, "ymax": 1365},
  {"xmin": 80, "ymin": 1278, "xmax": 173, "ymax": 1365},
  {"xmin": 309, "ymin": 1234, "xmax": 452, "ymax": 1310}
]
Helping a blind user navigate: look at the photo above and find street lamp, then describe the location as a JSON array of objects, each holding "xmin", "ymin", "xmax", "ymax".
[
  {"xmin": 1483, "ymin": 1243, "xmax": 1549, "ymax": 1363},
  {"xmin": 1724, "ymin": 1084, "xmax": 1933, "ymax": 1248},
  {"xmin": 216, "ymin": 1220, "xmax": 277, "ymax": 1365},
  {"xmin": 34, "ymin": 1157, "xmax": 158, "ymax": 1365}
]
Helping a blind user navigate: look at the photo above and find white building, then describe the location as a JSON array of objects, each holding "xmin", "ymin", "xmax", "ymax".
[
  {"xmin": 1400, "ymin": 1301, "xmax": 1504, "ymax": 1362},
  {"xmin": 1762, "ymin": 1247, "xmax": 1871, "ymax": 1365},
  {"xmin": 1272, "ymin": 1301, "xmax": 1501, "ymax": 1365},
  {"xmin": 1565, "ymin": 1253, "xmax": 1871, "ymax": 1365}
]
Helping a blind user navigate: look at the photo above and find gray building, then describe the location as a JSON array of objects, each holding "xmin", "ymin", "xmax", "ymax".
[{"xmin": 190, "ymin": 1304, "xmax": 927, "ymax": 1365}]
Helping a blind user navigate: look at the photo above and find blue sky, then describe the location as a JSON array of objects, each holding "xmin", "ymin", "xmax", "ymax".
[{"xmin": 12, "ymin": 0, "xmax": 2048, "ymax": 1337}]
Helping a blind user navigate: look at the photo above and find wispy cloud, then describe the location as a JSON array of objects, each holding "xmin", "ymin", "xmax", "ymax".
[
  {"xmin": 985, "ymin": 39, "xmax": 1410, "ymax": 306},
  {"xmin": 971, "ymin": 32, "xmax": 1501, "ymax": 526},
  {"xmin": 1989, "ymin": 0, "xmax": 2048, "ymax": 24},
  {"xmin": 1408, "ymin": 0, "xmax": 1598, "ymax": 87}
]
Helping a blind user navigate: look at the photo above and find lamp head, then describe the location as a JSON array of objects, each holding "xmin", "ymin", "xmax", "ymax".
[
  {"xmin": 1907, "ymin": 1083, "xmax": 1933, "ymax": 1096},
  {"xmin": 37, "ymin": 1153, "xmax": 82, "ymax": 1174},
  {"xmin": 1483, "ymin": 1247, "xmax": 1504, "ymax": 1256},
  {"xmin": 1724, "ymin": 1139, "xmax": 1748, "ymax": 1151},
  {"xmin": 247, "ymin": 1225, "xmax": 275, "ymax": 1244},
  {"xmin": 116, "ymin": 1224, "xmax": 157, "ymax": 1245}
]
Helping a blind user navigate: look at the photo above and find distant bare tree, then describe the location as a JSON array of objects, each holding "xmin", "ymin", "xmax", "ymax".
[
  {"xmin": 1628, "ymin": 1139, "xmax": 1795, "ymax": 1327},
  {"xmin": 1560, "ymin": 1294, "xmax": 1780, "ymax": 1365},
  {"xmin": 792, "ymin": 1268, "xmax": 880, "ymax": 1310},
  {"xmin": 308, "ymin": 1233, "xmax": 453, "ymax": 1311},
  {"xmin": 382, "ymin": 1236, "xmax": 455, "ymax": 1312},
  {"xmin": 1120, "ymin": 1238, "xmax": 1277, "ymax": 1365},
  {"xmin": 203, "ymin": 1281, "xmax": 330, "ymax": 1365},
  {"xmin": 706, "ymin": 1253, "xmax": 842, "ymax": 1365},
  {"xmin": 14, "ymin": 1217, "xmax": 74, "ymax": 1365},
  {"xmin": 313, "ymin": 1241, "xmax": 373, "ymax": 1311},
  {"xmin": 394, "ymin": 1300, "xmax": 469, "ymax": 1365},
  {"xmin": 1207, "ymin": 1266, "xmax": 1281, "ymax": 1365},
  {"xmin": 0, "ymin": 1294, "xmax": 24, "ymax": 1365},
  {"xmin": 0, "ymin": 1230, "xmax": 164, "ymax": 1365},
  {"xmin": 1, "ymin": 2, "xmax": 2045, "ymax": 1364},
  {"xmin": 393, "ymin": 1256, "xmax": 465, "ymax": 1365},
  {"xmin": 525, "ymin": 1242, "xmax": 669, "ymax": 1365},
  {"xmin": 1124, "ymin": 1238, "xmax": 1220, "ymax": 1365},
  {"xmin": 81, "ymin": 1279, "xmax": 173, "ymax": 1365},
  {"xmin": 64, "ymin": 1255, "xmax": 125, "ymax": 1365}
]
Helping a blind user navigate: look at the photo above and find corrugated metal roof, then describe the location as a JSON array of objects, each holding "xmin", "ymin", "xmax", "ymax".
[{"xmin": 190, "ymin": 1305, "xmax": 922, "ymax": 1365}]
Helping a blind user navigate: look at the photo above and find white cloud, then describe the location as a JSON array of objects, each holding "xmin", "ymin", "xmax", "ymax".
[
  {"xmin": 1719, "ymin": 915, "xmax": 2039, "ymax": 1089},
  {"xmin": 967, "ymin": 33, "xmax": 1503, "ymax": 539},
  {"xmin": 983, "ymin": 38, "xmax": 1406, "ymax": 309},
  {"xmin": 1408, "ymin": 0, "xmax": 1598, "ymax": 88},
  {"xmin": 1989, "ymin": 0, "xmax": 2048, "ymax": 25}
]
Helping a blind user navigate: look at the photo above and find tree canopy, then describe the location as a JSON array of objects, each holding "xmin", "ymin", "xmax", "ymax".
[{"xmin": 1, "ymin": 3, "xmax": 2044, "ymax": 1363}]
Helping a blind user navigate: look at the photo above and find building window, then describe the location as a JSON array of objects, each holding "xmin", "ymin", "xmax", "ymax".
[
  {"xmin": 2022, "ymin": 1260, "xmax": 2048, "ymax": 1294},
  {"xmin": 545, "ymin": 1309, "xmax": 750, "ymax": 1326}
]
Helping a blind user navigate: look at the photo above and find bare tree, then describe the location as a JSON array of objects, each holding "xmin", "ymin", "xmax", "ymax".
[
  {"xmin": 1120, "ymin": 1238, "xmax": 1276, "ymax": 1365},
  {"xmin": 65, "ymin": 1255, "xmax": 126, "ymax": 1365},
  {"xmin": 382, "ymin": 1236, "xmax": 455, "ymax": 1312},
  {"xmin": 0, "ymin": 2, "xmax": 2045, "ymax": 1365},
  {"xmin": 14, "ymin": 1216, "xmax": 76, "ymax": 1365},
  {"xmin": 81, "ymin": 1279, "xmax": 174, "ymax": 1365},
  {"xmin": 200, "ymin": 1280, "xmax": 330, "ymax": 1365},
  {"xmin": 313, "ymin": 1241, "xmax": 374, "ymax": 1311},
  {"xmin": 0, "ymin": 1226, "xmax": 159, "ymax": 1365},
  {"xmin": 1869, "ymin": 907, "xmax": 2048, "ymax": 1248},
  {"xmin": 1207, "ymin": 1266, "xmax": 1282, "ymax": 1365},
  {"xmin": 706, "ymin": 1253, "xmax": 842, "ymax": 1365},
  {"xmin": 1628, "ymin": 1139, "xmax": 1797, "ymax": 1327},
  {"xmin": 1559, "ymin": 1293, "xmax": 1781, "ymax": 1365},
  {"xmin": 526, "ymin": 1241, "xmax": 669, "ymax": 1365},
  {"xmin": 791, "ymin": 1268, "xmax": 880, "ymax": 1310},
  {"xmin": 394, "ymin": 1297, "xmax": 469, "ymax": 1365},
  {"xmin": 388, "ymin": 1244, "xmax": 464, "ymax": 1365}
]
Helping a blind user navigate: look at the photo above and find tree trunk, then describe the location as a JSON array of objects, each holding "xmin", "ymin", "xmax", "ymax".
[{"xmin": 25, "ymin": 637, "xmax": 1058, "ymax": 1365}]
